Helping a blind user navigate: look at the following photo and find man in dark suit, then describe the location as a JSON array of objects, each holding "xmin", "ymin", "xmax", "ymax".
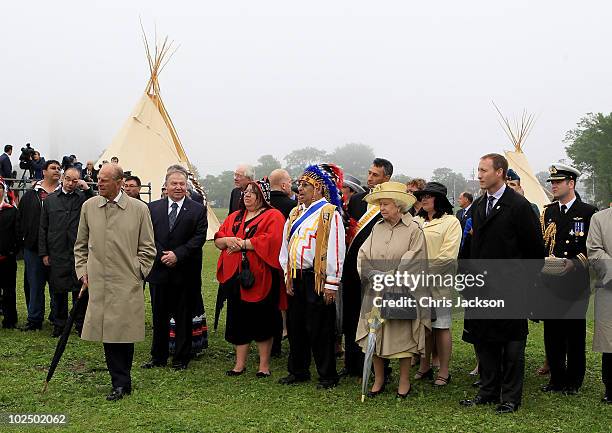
[
  {"xmin": 269, "ymin": 169, "xmax": 297, "ymax": 219},
  {"xmin": 228, "ymin": 164, "xmax": 254, "ymax": 215},
  {"xmin": 456, "ymin": 191, "xmax": 473, "ymax": 230},
  {"xmin": 540, "ymin": 163, "xmax": 597, "ymax": 395},
  {"xmin": 0, "ymin": 145, "xmax": 13, "ymax": 180},
  {"xmin": 341, "ymin": 158, "xmax": 392, "ymax": 378},
  {"xmin": 143, "ymin": 169, "xmax": 207, "ymax": 370},
  {"xmin": 268, "ymin": 168, "xmax": 297, "ymax": 357},
  {"xmin": 460, "ymin": 153, "xmax": 544, "ymax": 414}
]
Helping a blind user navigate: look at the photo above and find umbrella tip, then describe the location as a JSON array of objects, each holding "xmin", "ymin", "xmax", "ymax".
[
  {"xmin": 42, "ymin": 381, "xmax": 48, "ymax": 394},
  {"xmin": 361, "ymin": 394, "xmax": 365, "ymax": 403}
]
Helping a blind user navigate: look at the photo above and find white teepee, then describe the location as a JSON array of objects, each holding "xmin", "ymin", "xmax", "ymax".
[
  {"xmin": 96, "ymin": 31, "xmax": 220, "ymax": 239},
  {"xmin": 494, "ymin": 103, "xmax": 551, "ymax": 211}
]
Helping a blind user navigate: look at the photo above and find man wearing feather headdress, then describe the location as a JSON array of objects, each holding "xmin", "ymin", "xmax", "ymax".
[{"xmin": 278, "ymin": 163, "xmax": 346, "ymax": 389}]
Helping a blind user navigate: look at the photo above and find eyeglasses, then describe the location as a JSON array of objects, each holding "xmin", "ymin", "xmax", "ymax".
[{"xmin": 243, "ymin": 190, "xmax": 256, "ymax": 196}]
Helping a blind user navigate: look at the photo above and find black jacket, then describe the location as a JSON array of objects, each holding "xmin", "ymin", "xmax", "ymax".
[
  {"xmin": 81, "ymin": 168, "xmax": 98, "ymax": 184},
  {"xmin": 269, "ymin": 190, "xmax": 297, "ymax": 219},
  {"xmin": 38, "ymin": 188, "xmax": 94, "ymax": 292},
  {"xmin": 462, "ymin": 186, "xmax": 545, "ymax": 343},
  {"xmin": 0, "ymin": 153, "xmax": 12, "ymax": 179},
  {"xmin": 540, "ymin": 198, "xmax": 597, "ymax": 317},
  {"xmin": 228, "ymin": 187, "xmax": 242, "ymax": 215},
  {"xmin": 17, "ymin": 184, "xmax": 60, "ymax": 252},
  {"xmin": 31, "ymin": 158, "xmax": 45, "ymax": 180},
  {"xmin": 147, "ymin": 197, "xmax": 207, "ymax": 286},
  {"xmin": 0, "ymin": 206, "xmax": 19, "ymax": 257},
  {"xmin": 341, "ymin": 191, "xmax": 382, "ymax": 333}
]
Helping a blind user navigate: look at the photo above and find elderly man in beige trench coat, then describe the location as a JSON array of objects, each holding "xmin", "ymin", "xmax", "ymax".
[
  {"xmin": 74, "ymin": 164, "xmax": 156, "ymax": 401},
  {"xmin": 587, "ymin": 207, "xmax": 612, "ymax": 404}
]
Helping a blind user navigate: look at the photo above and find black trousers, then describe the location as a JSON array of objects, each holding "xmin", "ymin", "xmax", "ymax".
[
  {"xmin": 544, "ymin": 319, "xmax": 586, "ymax": 389},
  {"xmin": 476, "ymin": 339, "xmax": 526, "ymax": 405},
  {"xmin": 342, "ymin": 282, "xmax": 364, "ymax": 376},
  {"xmin": 150, "ymin": 283, "xmax": 192, "ymax": 364},
  {"xmin": 287, "ymin": 271, "xmax": 338, "ymax": 384},
  {"xmin": 52, "ymin": 290, "xmax": 86, "ymax": 331},
  {"xmin": 603, "ymin": 353, "xmax": 612, "ymax": 395},
  {"xmin": 103, "ymin": 343, "xmax": 134, "ymax": 389},
  {"xmin": 0, "ymin": 256, "xmax": 18, "ymax": 327}
]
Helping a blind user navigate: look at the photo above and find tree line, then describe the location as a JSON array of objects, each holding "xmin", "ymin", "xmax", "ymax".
[{"xmin": 198, "ymin": 114, "xmax": 612, "ymax": 209}]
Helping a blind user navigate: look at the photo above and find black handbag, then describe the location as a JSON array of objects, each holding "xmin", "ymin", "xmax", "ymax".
[
  {"xmin": 238, "ymin": 251, "xmax": 255, "ymax": 289},
  {"xmin": 380, "ymin": 290, "xmax": 418, "ymax": 320}
]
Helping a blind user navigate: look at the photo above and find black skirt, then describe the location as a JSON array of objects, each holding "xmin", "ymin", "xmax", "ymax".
[{"xmin": 224, "ymin": 273, "xmax": 278, "ymax": 346}]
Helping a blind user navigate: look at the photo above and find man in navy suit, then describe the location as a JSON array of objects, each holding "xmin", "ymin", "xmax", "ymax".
[
  {"xmin": 142, "ymin": 168, "xmax": 207, "ymax": 370},
  {"xmin": 0, "ymin": 145, "xmax": 13, "ymax": 180},
  {"xmin": 456, "ymin": 191, "xmax": 473, "ymax": 229}
]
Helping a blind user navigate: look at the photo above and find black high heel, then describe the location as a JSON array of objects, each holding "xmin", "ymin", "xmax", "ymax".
[
  {"xmin": 414, "ymin": 368, "xmax": 434, "ymax": 380},
  {"xmin": 367, "ymin": 383, "xmax": 386, "ymax": 398},
  {"xmin": 396, "ymin": 385, "xmax": 412, "ymax": 399},
  {"xmin": 226, "ymin": 368, "xmax": 247, "ymax": 376}
]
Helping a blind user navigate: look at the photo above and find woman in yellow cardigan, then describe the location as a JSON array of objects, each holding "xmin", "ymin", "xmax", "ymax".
[{"xmin": 413, "ymin": 182, "xmax": 462, "ymax": 386}]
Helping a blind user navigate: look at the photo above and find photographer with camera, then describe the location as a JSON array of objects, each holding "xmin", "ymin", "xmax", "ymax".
[{"xmin": 19, "ymin": 143, "xmax": 36, "ymax": 179}]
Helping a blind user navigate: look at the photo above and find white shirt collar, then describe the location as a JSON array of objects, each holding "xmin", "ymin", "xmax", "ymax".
[
  {"xmin": 168, "ymin": 196, "xmax": 186, "ymax": 212},
  {"xmin": 560, "ymin": 196, "xmax": 577, "ymax": 212},
  {"xmin": 488, "ymin": 183, "xmax": 506, "ymax": 201},
  {"xmin": 112, "ymin": 191, "xmax": 122, "ymax": 203},
  {"xmin": 463, "ymin": 203, "xmax": 472, "ymax": 213}
]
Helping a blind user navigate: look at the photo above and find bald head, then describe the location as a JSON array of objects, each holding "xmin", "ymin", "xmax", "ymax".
[{"xmin": 269, "ymin": 169, "xmax": 292, "ymax": 196}]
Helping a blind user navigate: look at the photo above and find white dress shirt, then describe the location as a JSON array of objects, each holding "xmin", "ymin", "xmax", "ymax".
[
  {"xmin": 559, "ymin": 196, "xmax": 577, "ymax": 213},
  {"xmin": 167, "ymin": 196, "xmax": 185, "ymax": 215},
  {"xmin": 487, "ymin": 183, "xmax": 507, "ymax": 208}
]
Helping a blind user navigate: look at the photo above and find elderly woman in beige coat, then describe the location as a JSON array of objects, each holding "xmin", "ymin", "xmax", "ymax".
[
  {"xmin": 413, "ymin": 182, "xmax": 462, "ymax": 386},
  {"xmin": 586, "ymin": 207, "xmax": 612, "ymax": 404},
  {"xmin": 356, "ymin": 181, "xmax": 430, "ymax": 398},
  {"xmin": 74, "ymin": 164, "xmax": 156, "ymax": 401}
]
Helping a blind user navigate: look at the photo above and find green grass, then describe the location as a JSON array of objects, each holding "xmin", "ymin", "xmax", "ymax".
[{"xmin": 1, "ymin": 244, "xmax": 610, "ymax": 432}]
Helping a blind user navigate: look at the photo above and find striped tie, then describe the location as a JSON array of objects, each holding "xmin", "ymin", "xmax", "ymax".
[
  {"xmin": 169, "ymin": 202, "xmax": 178, "ymax": 230},
  {"xmin": 486, "ymin": 196, "xmax": 495, "ymax": 217}
]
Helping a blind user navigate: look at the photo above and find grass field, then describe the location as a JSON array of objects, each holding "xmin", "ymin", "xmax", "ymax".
[{"xmin": 1, "ymin": 242, "xmax": 611, "ymax": 432}]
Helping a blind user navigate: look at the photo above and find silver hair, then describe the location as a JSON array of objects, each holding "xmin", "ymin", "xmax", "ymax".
[
  {"xmin": 237, "ymin": 164, "xmax": 255, "ymax": 180},
  {"xmin": 165, "ymin": 169, "xmax": 188, "ymax": 183},
  {"xmin": 167, "ymin": 164, "xmax": 188, "ymax": 175},
  {"xmin": 394, "ymin": 199, "xmax": 410, "ymax": 214}
]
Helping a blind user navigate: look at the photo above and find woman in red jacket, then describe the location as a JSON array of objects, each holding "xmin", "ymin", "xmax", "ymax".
[{"xmin": 215, "ymin": 179, "xmax": 285, "ymax": 378}]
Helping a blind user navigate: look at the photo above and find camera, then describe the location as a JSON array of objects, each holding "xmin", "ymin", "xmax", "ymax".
[
  {"xmin": 19, "ymin": 143, "xmax": 35, "ymax": 170},
  {"xmin": 61, "ymin": 155, "xmax": 75, "ymax": 171}
]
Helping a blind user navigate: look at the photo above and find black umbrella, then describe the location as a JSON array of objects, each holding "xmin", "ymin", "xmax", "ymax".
[
  {"xmin": 213, "ymin": 283, "xmax": 226, "ymax": 331},
  {"xmin": 42, "ymin": 287, "xmax": 88, "ymax": 393}
]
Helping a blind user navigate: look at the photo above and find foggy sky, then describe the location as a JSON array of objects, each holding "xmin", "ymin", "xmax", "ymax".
[{"xmin": 2, "ymin": 0, "xmax": 611, "ymax": 180}]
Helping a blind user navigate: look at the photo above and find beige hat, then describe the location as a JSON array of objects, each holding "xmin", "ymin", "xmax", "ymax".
[{"xmin": 364, "ymin": 181, "xmax": 417, "ymax": 209}]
